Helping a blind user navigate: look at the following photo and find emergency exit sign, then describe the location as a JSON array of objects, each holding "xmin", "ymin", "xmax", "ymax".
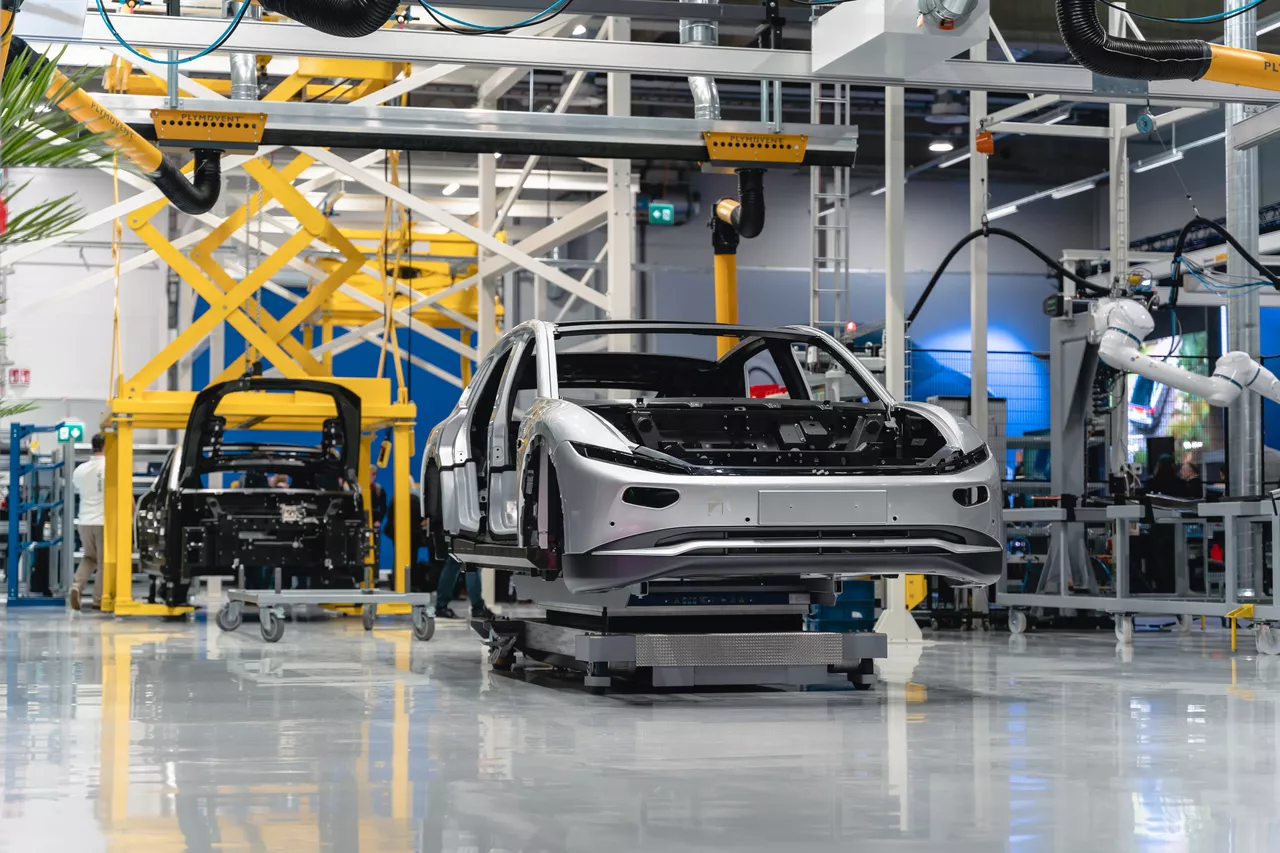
[
  {"xmin": 648, "ymin": 201, "xmax": 675, "ymax": 226},
  {"xmin": 58, "ymin": 421, "xmax": 85, "ymax": 444}
]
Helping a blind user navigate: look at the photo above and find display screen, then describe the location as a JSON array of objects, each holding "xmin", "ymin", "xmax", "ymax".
[{"xmin": 1125, "ymin": 331, "xmax": 1224, "ymax": 476}]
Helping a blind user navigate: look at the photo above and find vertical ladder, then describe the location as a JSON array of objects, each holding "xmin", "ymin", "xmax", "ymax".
[{"xmin": 809, "ymin": 82, "xmax": 852, "ymax": 339}]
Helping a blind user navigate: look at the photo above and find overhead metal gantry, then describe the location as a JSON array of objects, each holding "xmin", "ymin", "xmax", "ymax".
[{"xmin": 67, "ymin": 12, "xmax": 1280, "ymax": 107}]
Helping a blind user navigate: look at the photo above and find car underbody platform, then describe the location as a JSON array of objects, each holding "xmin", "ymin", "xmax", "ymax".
[{"xmin": 471, "ymin": 575, "xmax": 888, "ymax": 691}]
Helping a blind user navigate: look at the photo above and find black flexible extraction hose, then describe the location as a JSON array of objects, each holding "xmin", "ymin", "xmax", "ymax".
[
  {"xmin": 152, "ymin": 151, "xmax": 223, "ymax": 216},
  {"xmin": 259, "ymin": 0, "xmax": 403, "ymax": 38},
  {"xmin": 1056, "ymin": 0, "xmax": 1212, "ymax": 82},
  {"xmin": 907, "ymin": 227, "xmax": 1110, "ymax": 325},
  {"xmin": 735, "ymin": 169, "xmax": 765, "ymax": 239}
]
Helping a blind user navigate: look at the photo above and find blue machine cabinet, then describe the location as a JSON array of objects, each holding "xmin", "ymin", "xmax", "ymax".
[{"xmin": 6, "ymin": 423, "xmax": 75, "ymax": 606}]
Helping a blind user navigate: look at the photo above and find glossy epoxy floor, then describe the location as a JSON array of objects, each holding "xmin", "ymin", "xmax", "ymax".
[{"xmin": 2, "ymin": 611, "xmax": 1279, "ymax": 853}]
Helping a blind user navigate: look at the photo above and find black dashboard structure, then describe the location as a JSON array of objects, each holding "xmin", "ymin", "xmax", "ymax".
[{"xmin": 136, "ymin": 378, "xmax": 370, "ymax": 607}]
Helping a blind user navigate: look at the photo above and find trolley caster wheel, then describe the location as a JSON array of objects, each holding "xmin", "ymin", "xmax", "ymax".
[
  {"xmin": 1256, "ymin": 623, "xmax": 1280, "ymax": 656},
  {"xmin": 1178, "ymin": 614, "xmax": 1194, "ymax": 634},
  {"xmin": 412, "ymin": 606, "xmax": 435, "ymax": 642},
  {"xmin": 929, "ymin": 617, "xmax": 941, "ymax": 630},
  {"xmin": 216, "ymin": 603, "xmax": 242, "ymax": 633},
  {"xmin": 1008, "ymin": 610, "xmax": 1028, "ymax": 635},
  {"xmin": 260, "ymin": 610, "xmax": 285, "ymax": 644},
  {"xmin": 981, "ymin": 618, "xmax": 992, "ymax": 632},
  {"xmin": 1114, "ymin": 614, "xmax": 1134, "ymax": 645},
  {"xmin": 362, "ymin": 604, "xmax": 376, "ymax": 632},
  {"xmin": 489, "ymin": 650, "xmax": 516, "ymax": 671}
]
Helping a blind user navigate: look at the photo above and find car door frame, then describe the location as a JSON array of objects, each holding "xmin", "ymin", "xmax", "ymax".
[
  {"xmin": 442, "ymin": 338, "xmax": 517, "ymax": 537},
  {"xmin": 485, "ymin": 329, "xmax": 535, "ymax": 539}
]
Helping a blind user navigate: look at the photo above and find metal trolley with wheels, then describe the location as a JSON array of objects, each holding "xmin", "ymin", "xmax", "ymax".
[{"xmin": 216, "ymin": 569, "xmax": 436, "ymax": 644}]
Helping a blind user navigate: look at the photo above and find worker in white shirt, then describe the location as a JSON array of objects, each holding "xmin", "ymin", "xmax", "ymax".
[{"xmin": 69, "ymin": 433, "xmax": 107, "ymax": 611}]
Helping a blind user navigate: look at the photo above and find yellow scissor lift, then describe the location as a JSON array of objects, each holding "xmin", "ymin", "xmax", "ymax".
[{"xmin": 98, "ymin": 116, "xmax": 500, "ymax": 620}]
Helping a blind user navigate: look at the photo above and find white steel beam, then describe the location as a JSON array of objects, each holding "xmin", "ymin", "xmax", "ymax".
[
  {"xmin": 987, "ymin": 121, "xmax": 1109, "ymax": 139},
  {"xmin": 970, "ymin": 45, "xmax": 989, "ymax": 444},
  {"xmin": 477, "ymin": 112, "xmax": 499, "ymax": 357},
  {"xmin": 311, "ymin": 196, "xmax": 610, "ymax": 359},
  {"xmin": 477, "ymin": 16, "xmax": 591, "ymax": 103},
  {"xmin": 1229, "ymin": 102, "xmax": 1280, "ymax": 149},
  {"xmin": 983, "ymin": 94, "xmax": 1061, "ymax": 127},
  {"xmin": 1122, "ymin": 106, "xmax": 1215, "ymax": 138},
  {"xmin": 606, "ymin": 15, "xmax": 636, "ymax": 345},
  {"xmin": 71, "ymin": 15, "xmax": 1280, "ymax": 105},
  {"xmin": 302, "ymin": 147, "xmax": 608, "ymax": 307}
]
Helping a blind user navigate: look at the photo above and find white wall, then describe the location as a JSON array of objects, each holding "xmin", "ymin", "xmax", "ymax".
[{"xmin": 2, "ymin": 168, "xmax": 169, "ymax": 430}]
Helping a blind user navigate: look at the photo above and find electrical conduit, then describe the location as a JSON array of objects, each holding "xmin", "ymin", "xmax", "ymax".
[{"xmin": 1056, "ymin": 0, "xmax": 1280, "ymax": 90}]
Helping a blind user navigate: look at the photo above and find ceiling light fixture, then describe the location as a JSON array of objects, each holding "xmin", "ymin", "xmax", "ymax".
[
  {"xmin": 572, "ymin": 23, "xmax": 588, "ymax": 35},
  {"xmin": 1042, "ymin": 114, "xmax": 1069, "ymax": 125},
  {"xmin": 1051, "ymin": 181, "xmax": 1098, "ymax": 200},
  {"xmin": 871, "ymin": 186, "xmax": 887, "ymax": 196},
  {"xmin": 1132, "ymin": 151, "xmax": 1184, "ymax": 173},
  {"xmin": 939, "ymin": 152, "xmax": 971, "ymax": 169},
  {"xmin": 986, "ymin": 204, "xmax": 1018, "ymax": 220},
  {"xmin": 929, "ymin": 138, "xmax": 956, "ymax": 153},
  {"xmin": 442, "ymin": 182, "xmax": 460, "ymax": 196}
]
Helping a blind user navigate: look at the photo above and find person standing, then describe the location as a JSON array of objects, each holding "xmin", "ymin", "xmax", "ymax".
[
  {"xmin": 69, "ymin": 433, "xmax": 107, "ymax": 611},
  {"xmin": 435, "ymin": 557, "xmax": 496, "ymax": 620}
]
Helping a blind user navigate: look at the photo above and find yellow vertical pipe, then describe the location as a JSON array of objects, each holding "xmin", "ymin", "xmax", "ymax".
[
  {"xmin": 714, "ymin": 253, "xmax": 739, "ymax": 357},
  {"xmin": 322, "ymin": 317, "xmax": 335, "ymax": 374},
  {"xmin": 112, "ymin": 423, "xmax": 135, "ymax": 609},
  {"xmin": 359, "ymin": 436, "xmax": 374, "ymax": 587},
  {"xmin": 0, "ymin": 9, "xmax": 14, "ymax": 73},
  {"xmin": 101, "ymin": 432, "xmax": 119, "ymax": 612},
  {"xmin": 393, "ymin": 423, "xmax": 412, "ymax": 594}
]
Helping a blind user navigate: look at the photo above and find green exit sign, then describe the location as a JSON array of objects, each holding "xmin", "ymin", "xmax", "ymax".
[
  {"xmin": 58, "ymin": 421, "xmax": 85, "ymax": 444},
  {"xmin": 648, "ymin": 201, "xmax": 676, "ymax": 226}
]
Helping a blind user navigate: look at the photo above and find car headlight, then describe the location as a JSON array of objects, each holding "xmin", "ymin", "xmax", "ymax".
[
  {"xmin": 935, "ymin": 444, "xmax": 990, "ymax": 474},
  {"xmin": 567, "ymin": 442, "xmax": 690, "ymax": 475}
]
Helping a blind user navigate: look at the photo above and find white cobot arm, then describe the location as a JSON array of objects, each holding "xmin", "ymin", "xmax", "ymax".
[{"xmin": 1090, "ymin": 297, "xmax": 1280, "ymax": 407}]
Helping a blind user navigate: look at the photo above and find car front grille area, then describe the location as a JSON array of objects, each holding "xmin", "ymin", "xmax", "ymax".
[{"xmin": 650, "ymin": 527, "xmax": 970, "ymax": 557}]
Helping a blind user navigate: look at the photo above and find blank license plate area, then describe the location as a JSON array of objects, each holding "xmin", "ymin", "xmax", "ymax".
[{"xmin": 757, "ymin": 490, "xmax": 888, "ymax": 526}]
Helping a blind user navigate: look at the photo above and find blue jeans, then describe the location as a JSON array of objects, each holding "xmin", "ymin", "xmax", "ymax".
[{"xmin": 436, "ymin": 557, "xmax": 485, "ymax": 614}]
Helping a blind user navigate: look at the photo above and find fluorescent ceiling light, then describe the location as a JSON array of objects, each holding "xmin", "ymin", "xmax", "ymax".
[
  {"xmin": 572, "ymin": 23, "xmax": 588, "ymax": 35},
  {"xmin": 1051, "ymin": 181, "xmax": 1097, "ymax": 200},
  {"xmin": 494, "ymin": 152, "xmax": 503, "ymax": 159},
  {"xmin": 939, "ymin": 152, "xmax": 971, "ymax": 169},
  {"xmin": 442, "ymin": 182, "xmax": 460, "ymax": 196},
  {"xmin": 986, "ymin": 204, "xmax": 1018, "ymax": 220},
  {"xmin": 871, "ymin": 186, "xmax": 887, "ymax": 196},
  {"xmin": 1133, "ymin": 150, "xmax": 1184, "ymax": 173},
  {"xmin": 1042, "ymin": 114, "xmax": 1069, "ymax": 126},
  {"xmin": 1260, "ymin": 19, "xmax": 1280, "ymax": 36},
  {"xmin": 928, "ymin": 139, "xmax": 956, "ymax": 153}
]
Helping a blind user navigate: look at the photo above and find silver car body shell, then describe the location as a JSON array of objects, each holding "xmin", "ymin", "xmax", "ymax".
[{"xmin": 423, "ymin": 321, "xmax": 1004, "ymax": 593}]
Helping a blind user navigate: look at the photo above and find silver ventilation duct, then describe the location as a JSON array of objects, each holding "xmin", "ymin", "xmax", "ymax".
[{"xmin": 679, "ymin": 0, "xmax": 721, "ymax": 121}]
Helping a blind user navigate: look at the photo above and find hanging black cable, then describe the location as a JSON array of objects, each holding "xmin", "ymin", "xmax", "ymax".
[
  {"xmin": 908, "ymin": 227, "xmax": 1110, "ymax": 325},
  {"xmin": 1170, "ymin": 216, "xmax": 1280, "ymax": 289}
]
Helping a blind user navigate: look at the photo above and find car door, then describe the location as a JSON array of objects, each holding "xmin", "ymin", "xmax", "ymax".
[
  {"xmin": 135, "ymin": 448, "xmax": 176, "ymax": 571},
  {"xmin": 486, "ymin": 332, "xmax": 535, "ymax": 539},
  {"xmin": 444, "ymin": 340, "xmax": 515, "ymax": 536}
]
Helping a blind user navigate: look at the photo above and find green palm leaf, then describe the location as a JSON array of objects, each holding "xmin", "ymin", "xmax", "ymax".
[{"xmin": 1, "ymin": 46, "xmax": 117, "ymax": 246}]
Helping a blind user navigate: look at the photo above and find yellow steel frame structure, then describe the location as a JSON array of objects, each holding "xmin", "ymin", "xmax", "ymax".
[
  {"xmin": 102, "ymin": 150, "xmax": 420, "ymax": 617},
  {"xmin": 105, "ymin": 55, "xmax": 410, "ymax": 104}
]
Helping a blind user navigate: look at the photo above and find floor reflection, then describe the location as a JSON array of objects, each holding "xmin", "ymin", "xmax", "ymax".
[{"xmin": 1, "ymin": 611, "xmax": 1279, "ymax": 851}]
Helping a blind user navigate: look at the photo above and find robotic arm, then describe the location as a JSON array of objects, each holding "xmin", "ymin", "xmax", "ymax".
[{"xmin": 1091, "ymin": 297, "xmax": 1280, "ymax": 407}]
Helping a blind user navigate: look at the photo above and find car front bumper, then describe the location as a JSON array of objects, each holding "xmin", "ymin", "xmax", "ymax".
[{"xmin": 551, "ymin": 443, "xmax": 1004, "ymax": 594}]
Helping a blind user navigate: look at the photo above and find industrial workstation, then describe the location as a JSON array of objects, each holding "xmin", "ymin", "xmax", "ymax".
[{"xmin": 4, "ymin": 0, "xmax": 1280, "ymax": 848}]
